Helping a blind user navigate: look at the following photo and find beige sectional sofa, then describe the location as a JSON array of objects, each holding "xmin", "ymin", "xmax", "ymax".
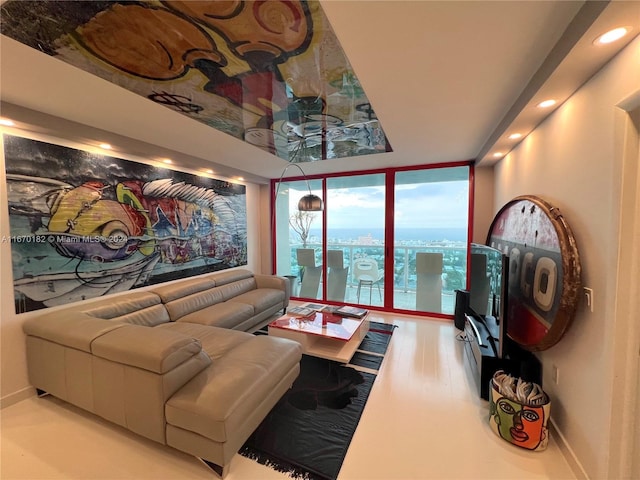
[{"xmin": 22, "ymin": 268, "xmax": 302, "ymax": 477}]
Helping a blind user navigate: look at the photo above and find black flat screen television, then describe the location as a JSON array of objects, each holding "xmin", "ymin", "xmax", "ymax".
[{"xmin": 468, "ymin": 243, "xmax": 510, "ymax": 359}]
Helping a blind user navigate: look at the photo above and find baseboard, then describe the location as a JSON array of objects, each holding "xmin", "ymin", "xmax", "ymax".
[
  {"xmin": 0, "ymin": 386, "xmax": 36, "ymax": 410},
  {"xmin": 550, "ymin": 419, "xmax": 588, "ymax": 479}
]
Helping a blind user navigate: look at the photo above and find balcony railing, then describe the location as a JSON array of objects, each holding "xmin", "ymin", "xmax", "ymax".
[{"xmin": 284, "ymin": 241, "xmax": 468, "ymax": 299}]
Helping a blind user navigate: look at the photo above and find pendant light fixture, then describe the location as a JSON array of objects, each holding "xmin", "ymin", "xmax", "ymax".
[{"xmin": 275, "ymin": 162, "xmax": 323, "ymax": 212}]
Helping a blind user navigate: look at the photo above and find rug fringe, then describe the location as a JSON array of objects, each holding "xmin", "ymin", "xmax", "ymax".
[{"xmin": 240, "ymin": 446, "xmax": 330, "ymax": 480}]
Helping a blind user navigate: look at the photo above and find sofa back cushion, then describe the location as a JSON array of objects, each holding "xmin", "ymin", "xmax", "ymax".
[
  {"xmin": 152, "ymin": 277, "xmax": 216, "ymax": 303},
  {"xmin": 83, "ymin": 292, "xmax": 170, "ymax": 327},
  {"xmin": 163, "ymin": 287, "xmax": 226, "ymax": 321},
  {"xmin": 218, "ymin": 277, "xmax": 257, "ymax": 301},
  {"xmin": 151, "ymin": 270, "xmax": 258, "ymax": 321},
  {"xmin": 206, "ymin": 268, "xmax": 254, "ymax": 286}
]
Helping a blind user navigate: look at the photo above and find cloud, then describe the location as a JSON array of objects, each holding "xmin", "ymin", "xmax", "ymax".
[
  {"xmin": 394, "ymin": 183, "xmax": 468, "ymax": 228},
  {"xmin": 283, "ymin": 180, "xmax": 469, "ymax": 229}
]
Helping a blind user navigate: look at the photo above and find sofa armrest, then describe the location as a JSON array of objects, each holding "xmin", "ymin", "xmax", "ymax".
[
  {"xmin": 254, "ymin": 274, "xmax": 290, "ymax": 300},
  {"xmin": 91, "ymin": 325, "xmax": 206, "ymax": 374},
  {"xmin": 23, "ymin": 311, "xmax": 127, "ymax": 353}
]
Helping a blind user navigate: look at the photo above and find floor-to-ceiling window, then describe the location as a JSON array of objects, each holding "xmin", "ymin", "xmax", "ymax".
[
  {"xmin": 272, "ymin": 163, "xmax": 472, "ymax": 316},
  {"xmin": 273, "ymin": 178, "xmax": 323, "ymax": 300},
  {"xmin": 326, "ymin": 174, "xmax": 386, "ymax": 307},
  {"xmin": 393, "ymin": 167, "xmax": 470, "ymax": 314}
]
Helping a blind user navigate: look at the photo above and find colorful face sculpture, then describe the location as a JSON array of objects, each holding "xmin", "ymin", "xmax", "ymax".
[{"xmin": 490, "ymin": 395, "xmax": 548, "ymax": 450}]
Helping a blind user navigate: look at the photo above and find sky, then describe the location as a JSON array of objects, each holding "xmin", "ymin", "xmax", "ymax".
[{"xmin": 283, "ymin": 180, "xmax": 469, "ymax": 229}]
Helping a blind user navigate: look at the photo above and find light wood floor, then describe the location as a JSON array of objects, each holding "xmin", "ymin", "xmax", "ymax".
[{"xmin": 1, "ymin": 311, "xmax": 576, "ymax": 479}]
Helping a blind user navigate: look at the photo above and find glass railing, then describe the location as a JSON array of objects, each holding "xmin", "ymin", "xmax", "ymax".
[{"xmin": 284, "ymin": 242, "xmax": 468, "ymax": 298}]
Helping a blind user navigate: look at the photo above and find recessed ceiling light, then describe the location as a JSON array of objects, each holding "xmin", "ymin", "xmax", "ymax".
[
  {"xmin": 508, "ymin": 133, "xmax": 522, "ymax": 140},
  {"xmin": 99, "ymin": 143, "xmax": 112, "ymax": 150},
  {"xmin": 493, "ymin": 152, "xmax": 504, "ymax": 158},
  {"xmin": 594, "ymin": 27, "xmax": 630, "ymax": 45},
  {"xmin": 162, "ymin": 158, "xmax": 172, "ymax": 164},
  {"xmin": 537, "ymin": 99, "xmax": 556, "ymax": 108},
  {"xmin": 204, "ymin": 169, "xmax": 214, "ymax": 174},
  {"xmin": 236, "ymin": 177, "xmax": 244, "ymax": 181},
  {"xmin": 0, "ymin": 118, "xmax": 15, "ymax": 126}
]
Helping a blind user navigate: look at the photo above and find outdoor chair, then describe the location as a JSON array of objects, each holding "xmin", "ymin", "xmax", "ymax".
[{"xmin": 353, "ymin": 257, "xmax": 383, "ymax": 304}]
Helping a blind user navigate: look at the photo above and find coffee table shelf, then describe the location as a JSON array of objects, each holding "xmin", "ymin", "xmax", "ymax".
[{"xmin": 268, "ymin": 311, "xmax": 369, "ymax": 363}]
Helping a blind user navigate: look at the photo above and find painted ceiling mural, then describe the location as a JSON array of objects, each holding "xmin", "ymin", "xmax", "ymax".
[{"xmin": 0, "ymin": 0, "xmax": 392, "ymax": 162}]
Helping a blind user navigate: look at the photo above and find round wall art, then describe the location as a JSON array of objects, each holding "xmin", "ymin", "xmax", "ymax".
[{"xmin": 487, "ymin": 195, "xmax": 582, "ymax": 351}]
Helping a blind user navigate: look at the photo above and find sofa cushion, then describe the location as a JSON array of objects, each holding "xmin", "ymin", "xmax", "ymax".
[
  {"xmin": 23, "ymin": 314, "xmax": 126, "ymax": 353},
  {"xmin": 161, "ymin": 287, "xmax": 226, "ymax": 322},
  {"xmin": 152, "ymin": 278, "xmax": 216, "ymax": 304},
  {"xmin": 83, "ymin": 292, "xmax": 170, "ymax": 327},
  {"xmin": 217, "ymin": 277, "xmax": 256, "ymax": 301},
  {"xmin": 165, "ymin": 335, "xmax": 302, "ymax": 443},
  {"xmin": 157, "ymin": 323, "xmax": 254, "ymax": 360},
  {"xmin": 174, "ymin": 301, "xmax": 254, "ymax": 329},
  {"xmin": 227, "ymin": 288, "xmax": 285, "ymax": 312},
  {"xmin": 109, "ymin": 304, "xmax": 171, "ymax": 327},
  {"xmin": 91, "ymin": 325, "xmax": 204, "ymax": 374},
  {"xmin": 206, "ymin": 268, "xmax": 253, "ymax": 286}
]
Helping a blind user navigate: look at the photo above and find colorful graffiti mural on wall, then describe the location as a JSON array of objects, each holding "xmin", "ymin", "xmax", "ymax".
[
  {"xmin": 0, "ymin": 0, "xmax": 392, "ymax": 163},
  {"xmin": 3, "ymin": 134, "xmax": 247, "ymax": 313}
]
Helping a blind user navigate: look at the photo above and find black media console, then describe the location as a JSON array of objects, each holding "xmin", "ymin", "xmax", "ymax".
[{"xmin": 463, "ymin": 314, "xmax": 542, "ymax": 400}]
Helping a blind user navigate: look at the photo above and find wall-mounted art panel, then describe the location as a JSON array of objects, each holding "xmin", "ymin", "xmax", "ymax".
[
  {"xmin": 487, "ymin": 195, "xmax": 582, "ymax": 351},
  {"xmin": 0, "ymin": 0, "xmax": 392, "ymax": 163},
  {"xmin": 3, "ymin": 134, "xmax": 247, "ymax": 313}
]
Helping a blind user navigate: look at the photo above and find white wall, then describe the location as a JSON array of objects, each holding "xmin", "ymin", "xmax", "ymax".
[
  {"xmin": 0, "ymin": 129, "xmax": 264, "ymax": 407},
  {"xmin": 472, "ymin": 165, "xmax": 495, "ymax": 243},
  {"xmin": 610, "ymin": 99, "xmax": 640, "ymax": 480},
  {"xmin": 493, "ymin": 36, "xmax": 640, "ymax": 479},
  {"xmin": 259, "ymin": 184, "xmax": 273, "ymax": 275}
]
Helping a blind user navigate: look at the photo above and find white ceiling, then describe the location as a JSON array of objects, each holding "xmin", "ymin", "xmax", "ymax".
[{"xmin": 1, "ymin": 1, "xmax": 639, "ymax": 184}]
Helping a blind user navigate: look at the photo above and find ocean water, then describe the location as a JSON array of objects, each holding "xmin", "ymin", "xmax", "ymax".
[{"xmin": 309, "ymin": 227, "xmax": 467, "ymax": 242}]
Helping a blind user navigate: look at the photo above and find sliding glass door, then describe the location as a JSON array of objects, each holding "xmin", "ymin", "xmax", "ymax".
[
  {"xmin": 393, "ymin": 167, "xmax": 469, "ymax": 314},
  {"xmin": 326, "ymin": 174, "xmax": 386, "ymax": 307},
  {"xmin": 273, "ymin": 164, "xmax": 471, "ymax": 316}
]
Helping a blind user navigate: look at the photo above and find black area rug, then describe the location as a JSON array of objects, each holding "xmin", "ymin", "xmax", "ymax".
[
  {"xmin": 348, "ymin": 351, "xmax": 384, "ymax": 370},
  {"xmin": 356, "ymin": 330, "xmax": 394, "ymax": 356},
  {"xmin": 243, "ymin": 321, "xmax": 395, "ymax": 479}
]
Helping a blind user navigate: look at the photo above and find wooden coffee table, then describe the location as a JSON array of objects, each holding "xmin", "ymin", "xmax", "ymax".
[{"xmin": 268, "ymin": 309, "xmax": 369, "ymax": 363}]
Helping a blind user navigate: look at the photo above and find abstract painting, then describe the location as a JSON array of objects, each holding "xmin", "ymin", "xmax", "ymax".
[
  {"xmin": 0, "ymin": 0, "xmax": 392, "ymax": 163},
  {"xmin": 487, "ymin": 195, "xmax": 582, "ymax": 351},
  {"xmin": 3, "ymin": 134, "xmax": 247, "ymax": 313}
]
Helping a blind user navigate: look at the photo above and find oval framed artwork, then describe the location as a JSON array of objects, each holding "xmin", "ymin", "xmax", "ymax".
[{"xmin": 486, "ymin": 195, "xmax": 582, "ymax": 351}]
